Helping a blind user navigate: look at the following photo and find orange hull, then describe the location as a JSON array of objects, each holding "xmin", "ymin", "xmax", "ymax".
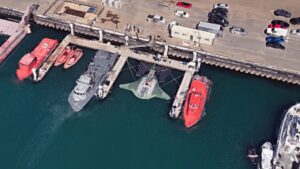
[
  {"xmin": 63, "ymin": 48, "xmax": 83, "ymax": 69},
  {"xmin": 183, "ymin": 75, "xmax": 211, "ymax": 128},
  {"xmin": 54, "ymin": 46, "xmax": 75, "ymax": 67},
  {"xmin": 16, "ymin": 38, "xmax": 58, "ymax": 81}
]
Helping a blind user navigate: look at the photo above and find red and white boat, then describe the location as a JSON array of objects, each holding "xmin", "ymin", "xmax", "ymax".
[
  {"xmin": 63, "ymin": 48, "xmax": 83, "ymax": 69},
  {"xmin": 54, "ymin": 46, "xmax": 75, "ymax": 67},
  {"xmin": 183, "ymin": 75, "xmax": 211, "ymax": 128},
  {"xmin": 16, "ymin": 38, "xmax": 58, "ymax": 81}
]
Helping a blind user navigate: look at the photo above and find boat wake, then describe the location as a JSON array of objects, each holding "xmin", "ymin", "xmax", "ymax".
[{"xmin": 16, "ymin": 104, "xmax": 74, "ymax": 169}]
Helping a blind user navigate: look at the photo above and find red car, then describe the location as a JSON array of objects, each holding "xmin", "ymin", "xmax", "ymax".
[
  {"xmin": 268, "ymin": 24, "xmax": 287, "ymax": 29},
  {"xmin": 176, "ymin": 2, "xmax": 192, "ymax": 8}
]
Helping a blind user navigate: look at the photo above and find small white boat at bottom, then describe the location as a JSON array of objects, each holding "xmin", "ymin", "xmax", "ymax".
[{"xmin": 258, "ymin": 142, "xmax": 274, "ymax": 169}]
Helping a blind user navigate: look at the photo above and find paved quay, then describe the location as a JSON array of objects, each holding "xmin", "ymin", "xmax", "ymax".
[{"xmin": 1, "ymin": 0, "xmax": 300, "ymax": 83}]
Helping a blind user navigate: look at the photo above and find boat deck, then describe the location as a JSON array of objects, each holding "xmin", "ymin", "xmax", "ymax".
[{"xmin": 36, "ymin": 35, "xmax": 70, "ymax": 81}]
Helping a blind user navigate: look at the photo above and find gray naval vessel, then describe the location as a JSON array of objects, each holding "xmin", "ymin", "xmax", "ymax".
[
  {"xmin": 273, "ymin": 103, "xmax": 300, "ymax": 169},
  {"xmin": 68, "ymin": 50, "xmax": 118, "ymax": 112}
]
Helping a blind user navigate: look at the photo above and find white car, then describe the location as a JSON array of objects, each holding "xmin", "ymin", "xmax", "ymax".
[
  {"xmin": 266, "ymin": 27, "xmax": 288, "ymax": 37},
  {"xmin": 290, "ymin": 29, "xmax": 300, "ymax": 36},
  {"xmin": 213, "ymin": 3, "xmax": 229, "ymax": 9},
  {"xmin": 146, "ymin": 15, "xmax": 166, "ymax": 23},
  {"xmin": 174, "ymin": 10, "xmax": 189, "ymax": 18}
]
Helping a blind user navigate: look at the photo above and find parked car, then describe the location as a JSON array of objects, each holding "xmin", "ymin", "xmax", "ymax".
[
  {"xmin": 208, "ymin": 11, "xmax": 227, "ymax": 19},
  {"xmin": 208, "ymin": 15, "xmax": 229, "ymax": 27},
  {"xmin": 266, "ymin": 42, "xmax": 285, "ymax": 50},
  {"xmin": 290, "ymin": 29, "xmax": 300, "ymax": 36},
  {"xmin": 290, "ymin": 17, "xmax": 300, "ymax": 25},
  {"xmin": 266, "ymin": 27, "xmax": 288, "ymax": 37},
  {"xmin": 274, "ymin": 9, "xmax": 291, "ymax": 18},
  {"xmin": 176, "ymin": 2, "xmax": 192, "ymax": 9},
  {"xmin": 271, "ymin": 20, "xmax": 290, "ymax": 28},
  {"xmin": 174, "ymin": 10, "xmax": 189, "ymax": 18},
  {"xmin": 229, "ymin": 26, "xmax": 246, "ymax": 35},
  {"xmin": 265, "ymin": 36, "xmax": 285, "ymax": 44},
  {"xmin": 213, "ymin": 3, "xmax": 229, "ymax": 9},
  {"xmin": 211, "ymin": 8, "xmax": 228, "ymax": 15},
  {"xmin": 146, "ymin": 15, "xmax": 166, "ymax": 23},
  {"xmin": 268, "ymin": 23, "xmax": 287, "ymax": 29}
]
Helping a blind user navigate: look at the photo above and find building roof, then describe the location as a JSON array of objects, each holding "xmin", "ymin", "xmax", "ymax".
[{"xmin": 171, "ymin": 25, "xmax": 216, "ymax": 39}]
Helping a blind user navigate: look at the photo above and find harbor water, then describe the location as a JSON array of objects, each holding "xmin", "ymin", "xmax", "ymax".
[{"xmin": 0, "ymin": 24, "xmax": 300, "ymax": 169}]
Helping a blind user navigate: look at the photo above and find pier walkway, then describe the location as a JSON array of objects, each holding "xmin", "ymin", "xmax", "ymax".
[
  {"xmin": 101, "ymin": 55, "xmax": 128, "ymax": 99},
  {"xmin": 0, "ymin": 19, "xmax": 19, "ymax": 36},
  {"xmin": 36, "ymin": 35, "xmax": 70, "ymax": 81},
  {"xmin": 68, "ymin": 35, "xmax": 197, "ymax": 117},
  {"xmin": 62, "ymin": 35, "xmax": 198, "ymax": 117},
  {"xmin": 0, "ymin": 4, "xmax": 37, "ymax": 63},
  {"xmin": 68, "ymin": 35, "xmax": 193, "ymax": 72},
  {"xmin": 169, "ymin": 70, "xmax": 195, "ymax": 118}
]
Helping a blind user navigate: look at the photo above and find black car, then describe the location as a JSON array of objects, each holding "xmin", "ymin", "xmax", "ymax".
[
  {"xmin": 266, "ymin": 42, "xmax": 285, "ymax": 50},
  {"xmin": 211, "ymin": 8, "xmax": 228, "ymax": 15},
  {"xmin": 208, "ymin": 15, "xmax": 229, "ymax": 27},
  {"xmin": 271, "ymin": 20, "xmax": 290, "ymax": 28},
  {"xmin": 208, "ymin": 12, "xmax": 227, "ymax": 19},
  {"xmin": 274, "ymin": 9, "xmax": 291, "ymax": 18},
  {"xmin": 290, "ymin": 17, "xmax": 300, "ymax": 25}
]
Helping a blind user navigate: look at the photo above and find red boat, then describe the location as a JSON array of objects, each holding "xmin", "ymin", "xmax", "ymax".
[
  {"xmin": 63, "ymin": 48, "xmax": 83, "ymax": 69},
  {"xmin": 183, "ymin": 75, "xmax": 211, "ymax": 128},
  {"xmin": 54, "ymin": 46, "xmax": 75, "ymax": 67},
  {"xmin": 16, "ymin": 38, "xmax": 58, "ymax": 81}
]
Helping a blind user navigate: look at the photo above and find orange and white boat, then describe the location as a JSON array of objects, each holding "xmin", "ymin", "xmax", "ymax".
[
  {"xmin": 183, "ymin": 75, "xmax": 211, "ymax": 128},
  {"xmin": 63, "ymin": 48, "xmax": 83, "ymax": 69},
  {"xmin": 16, "ymin": 38, "xmax": 58, "ymax": 81},
  {"xmin": 54, "ymin": 46, "xmax": 75, "ymax": 67}
]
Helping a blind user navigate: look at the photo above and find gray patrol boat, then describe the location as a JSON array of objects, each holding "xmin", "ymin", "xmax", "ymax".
[{"xmin": 68, "ymin": 50, "xmax": 118, "ymax": 112}]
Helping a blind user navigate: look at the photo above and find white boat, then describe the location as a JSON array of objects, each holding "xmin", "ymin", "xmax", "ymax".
[
  {"xmin": 273, "ymin": 103, "xmax": 300, "ymax": 169},
  {"xmin": 258, "ymin": 142, "xmax": 273, "ymax": 169}
]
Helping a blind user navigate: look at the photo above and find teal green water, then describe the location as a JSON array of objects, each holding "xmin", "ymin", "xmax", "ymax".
[{"xmin": 0, "ymin": 24, "xmax": 299, "ymax": 169}]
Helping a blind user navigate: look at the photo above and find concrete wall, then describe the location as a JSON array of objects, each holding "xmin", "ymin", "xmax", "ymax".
[
  {"xmin": 0, "ymin": 7, "xmax": 300, "ymax": 85},
  {"xmin": 171, "ymin": 25, "xmax": 216, "ymax": 46}
]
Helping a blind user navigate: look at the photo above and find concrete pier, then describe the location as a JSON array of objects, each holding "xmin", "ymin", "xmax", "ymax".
[
  {"xmin": 67, "ymin": 35, "xmax": 194, "ymax": 72},
  {"xmin": 36, "ymin": 35, "xmax": 70, "ymax": 81},
  {"xmin": 55, "ymin": 35, "xmax": 197, "ymax": 116},
  {"xmin": 0, "ymin": 4, "xmax": 37, "ymax": 63},
  {"xmin": 100, "ymin": 55, "xmax": 128, "ymax": 99},
  {"xmin": 0, "ymin": 2, "xmax": 300, "ymax": 85},
  {"xmin": 169, "ymin": 70, "xmax": 195, "ymax": 118}
]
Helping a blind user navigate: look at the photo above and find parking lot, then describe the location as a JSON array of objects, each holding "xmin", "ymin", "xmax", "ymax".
[{"xmin": 2, "ymin": 0, "xmax": 300, "ymax": 73}]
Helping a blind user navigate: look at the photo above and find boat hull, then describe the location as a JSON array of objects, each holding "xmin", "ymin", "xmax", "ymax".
[
  {"xmin": 64, "ymin": 48, "xmax": 83, "ymax": 69},
  {"xmin": 16, "ymin": 38, "xmax": 58, "ymax": 81},
  {"xmin": 273, "ymin": 103, "xmax": 300, "ymax": 169},
  {"xmin": 183, "ymin": 75, "xmax": 211, "ymax": 128},
  {"xmin": 68, "ymin": 50, "xmax": 118, "ymax": 112},
  {"xmin": 54, "ymin": 46, "xmax": 75, "ymax": 67}
]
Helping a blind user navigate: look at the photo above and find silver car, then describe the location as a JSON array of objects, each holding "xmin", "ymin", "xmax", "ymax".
[
  {"xmin": 213, "ymin": 3, "xmax": 229, "ymax": 9},
  {"xmin": 290, "ymin": 29, "xmax": 300, "ymax": 36},
  {"xmin": 229, "ymin": 26, "xmax": 247, "ymax": 36},
  {"xmin": 146, "ymin": 15, "xmax": 166, "ymax": 23}
]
